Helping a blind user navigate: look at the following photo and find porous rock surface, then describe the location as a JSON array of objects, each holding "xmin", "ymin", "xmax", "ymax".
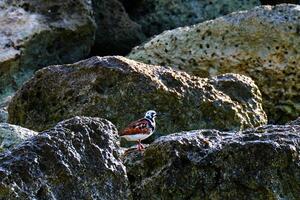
[
  {"xmin": 0, "ymin": 116, "xmax": 130, "ymax": 199},
  {"xmin": 128, "ymin": 4, "xmax": 300, "ymax": 124},
  {"xmin": 124, "ymin": 124, "xmax": 300, "ymax": 199},
  {"xmin": 0, "ymin": 123, "xmax": 37, "ymax": 152},
  {"xmin": 8, "ymin": 56, "xmax": 266, "ymax": 133},
  {"xmin": 0, "ymin": 0, "xmax": 95, "ymax": 104},
  {"xmin": 121, "ymin": 0, "xmax": 260, "ymax": 37}
]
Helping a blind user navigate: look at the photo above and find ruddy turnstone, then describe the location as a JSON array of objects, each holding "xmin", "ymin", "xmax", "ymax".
[{"xmin": 119, "ymin": 110, "xmax": 157, "ymax": 151}]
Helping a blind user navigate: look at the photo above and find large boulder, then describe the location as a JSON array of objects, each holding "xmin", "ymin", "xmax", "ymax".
[
  {"xmin": 0, "ymin": 123, "xmax": 37, "ymax": 152},
  {"xmin": 0, "ymin": 116, "xmax": 130, "ymax": 199},
  {"xmin": 0, "ymin": 0, "xmax": 95, "ymax": 104},
  {"xmin": 121, "ymin": 0, "xmax": 260, "ymax": 37},
  {"xmin": 128, "ymin": 4, "xmax": 300, "ymax": 124},
  {"xmin": 8, "ymin": 56, "xmax": 266, "ymax": 134},
  {"xmin": 89, "ymin": 0, "xmax": 260, "ymax": 56},
  {"xmin": 124, "ymin": 124, "xmax": 300, "ymax": 199}
]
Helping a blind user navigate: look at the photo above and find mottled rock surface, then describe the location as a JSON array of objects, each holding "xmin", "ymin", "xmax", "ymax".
[
  {"xmin": 91, "ymin": 0, "xmax": 145, "ymax": 56},
  {"xmin": 0, "ymin": 0, "xmax": 95, "ymax": 104},
  {"xmin": 0, "ymin": 116, "xmax": 130, "ymax": 199},
  {"xmin": 128, "ymin": 4, "xmax": 300, "ymax": 124},
  {"xmin": 8, "ymin": 56, "xmax": 266, "ymax": 133},
  {"xmin": 121, "ymin": 0, "xmax": 260, "ymax": 37},
  {"xmin": 124, "ymin": 124, "xmax": 300, "ymax": 200},
  {"xmin": 0, "ymin": 123, "xmax": 37, "ymax": 152}
]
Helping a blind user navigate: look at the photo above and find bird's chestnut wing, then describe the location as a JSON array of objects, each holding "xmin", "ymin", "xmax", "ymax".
[{"xmin": 120, "ymin": 119, "xmax": 150, "ymax": 136}]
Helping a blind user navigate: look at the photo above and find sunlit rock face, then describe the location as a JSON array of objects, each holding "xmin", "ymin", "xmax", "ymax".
[
  {"xmin": 0, "ymin": 116, "xmax": 131, "ymax": 199},
  {"xmin": 124, "ymin": 123, "xmax": 300, "ymax": 200},
  {"xmin": 0, "ymin": 123, "xmax": 37, "ymax": 152},
  {"xmin": 128, "ymin": 4, "xmax": 300, "ymax": 124},
  {"xmin": 8, "ymin": 56, "xmax": 266, "ymax": 133},
  {"xmin": 0, "ymin": 0, "xmax": 95, "ymax": 105}
]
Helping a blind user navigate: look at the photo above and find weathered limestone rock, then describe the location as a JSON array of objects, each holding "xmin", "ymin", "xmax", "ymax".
[
  {"xmin": 8, "ymin": 56, "xmax": 266, "ymax": 134},
  {"xmin": 121, "ymin": 0, "xmax": 260, "ymax": 37},
  {"xmin": 0, "ymin": 123, "xmax": 37, "ymax": 152},
  {"xmin": 0, "ymin": 0, "xmax": 95, "ymax": 104},
  {"xmin": 124, "ymin": 124, "xmax": 300, "ymax": 199},
  {"xmin": 0, "ymin": 116, "xmax": 130, "ymax": 199},
  {"xmin": 128, "ymin": 4, "xmax": 300, "ymax": 124}
]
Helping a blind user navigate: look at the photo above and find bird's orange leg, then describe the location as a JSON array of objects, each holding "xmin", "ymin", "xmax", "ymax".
[{"xmin": 137, "ymin": 139, "xmax": 144, "ymax": 151}]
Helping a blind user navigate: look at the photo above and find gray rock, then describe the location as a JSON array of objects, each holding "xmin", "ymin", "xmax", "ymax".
[
  {"xmin": 0, "ymin": 0, "xmax": 96, "ymax": 104},
  {"xmin": 8, "ymin": 56, "xmax": 266, "ymax": 133},
  {"xmin": 124, "ymin": 124, "xmax": 300, "ymax": 199},
  {"xmin": 0, "ymin": 95, "xmax": 11, "ymax": 123},
  {"xmin": 0, "ymin": 123, "xmax": 37, "ymax": 152},
  {"xmin": 0, "ymin": 109, "xmax": 7, "ymax": 123},
  {"xmin": 0, "ymin": 116, "xmax": 130, "ymax": 199},
  {"xmin": 128, "ymin": 4, "xmax": 300, "ymax": 124}
]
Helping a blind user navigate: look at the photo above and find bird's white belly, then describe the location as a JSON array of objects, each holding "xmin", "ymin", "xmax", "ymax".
[{"xmin": 121, "ymin": 133, "xmax": 152, "ymax": 141}]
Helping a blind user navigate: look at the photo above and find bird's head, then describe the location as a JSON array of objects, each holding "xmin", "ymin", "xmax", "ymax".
[{"xmin": 144, "ymin": 110, "xmax": 157, "ymax": 120}]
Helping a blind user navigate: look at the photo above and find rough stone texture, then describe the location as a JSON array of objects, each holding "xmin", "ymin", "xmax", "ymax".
[
  {"xmin": 8, "ymin": 56, "xmax": 266, "ymax": 134},
  {"xmin": 0, "ymin": 116, "xmax": 130, "ymax": 199},
  {"xmin": 90, "ymin": 0, "xmax": 145, "ymax": 56},
  {"xmin": 0, "ymin": 123, "xmax": 37, "ymax": 152},
  {"xmin": 128, "ymin": 4, "xmax": 300, "ymax": 124},
  {"xmin": 287, "ymin": 117, "xmax": 300, "ymax": 125},
  {"xmin": 124, "ymin": 124, "xmax": 300, "ymax": 200},
  {"xmin": 0, "ymin": 0, "xmax": 95, "ymax": 104},
  {"xmin": 121, "ymin": 0, "xmax": 260, "ymax": 37}
]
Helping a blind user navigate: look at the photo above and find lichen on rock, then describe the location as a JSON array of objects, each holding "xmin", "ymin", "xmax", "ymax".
[
  {"xmin": 128, "ymin": 4, "xmax": 300, "ymax": 124},
  {"xmin": 8, "ymin": 56, "xmax": 266, "ymax": 134}
]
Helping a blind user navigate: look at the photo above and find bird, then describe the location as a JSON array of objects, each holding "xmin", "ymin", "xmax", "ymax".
[{"xmin": 119, "ymin": 110, "xmax": 157, "ymax": 151}]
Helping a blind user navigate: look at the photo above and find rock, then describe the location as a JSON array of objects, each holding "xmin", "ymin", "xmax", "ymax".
[
  {"xmin": 0, "ymin": 123, "xmax": 37, "ymax": 152},
  {"xmin": 0, "ymin": 0, "xmax": 96, "ymax": 105},
  {"xmin": 128, "ymin": 4, "xmax": 300, "ymax": 124},
  {"xmin": 8, "ymin": 56, "xmax": 266, "ymax": 134},
  {"xmin": 287, "ymin": 117, "xmax": 300, "ymax": 125},
  {"xmin": 0, "ymin": 109, "xmax": 7, "ymax": 123},
  {"xmin": 124, "ymin": 124, "xmax": 300, "ymax": 199},
  {"xmin": 91, "ymin": 0, "xmax": 145, "ymax": 55},
  {"xmin": 121, "ymin": 0, "xmax": 260, "ymax": 37},
  {"xmin": 0, "ymin": 116, "xmax": 130, "ymax": 199},
  {"xmin": 0, "ymin": 95, "xmax": 11, "ymax": 123}
]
